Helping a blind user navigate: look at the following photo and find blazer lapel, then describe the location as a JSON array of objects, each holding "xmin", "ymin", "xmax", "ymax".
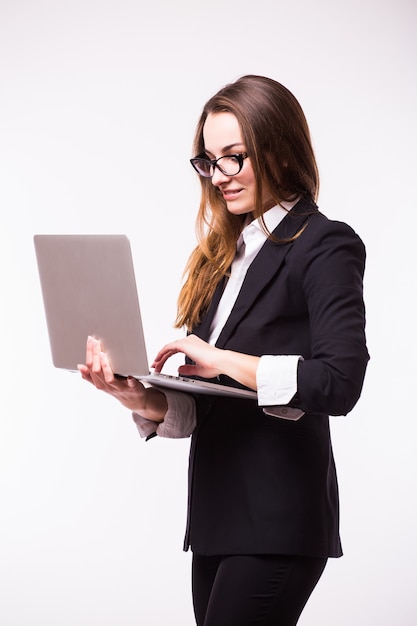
[
  {"xmin": 192, "ymin": 275, "xmax": 227, "ymax": 340},
  {"xmin": 215, "ymin": 200, "xmax": 316, "ymax": 349}
]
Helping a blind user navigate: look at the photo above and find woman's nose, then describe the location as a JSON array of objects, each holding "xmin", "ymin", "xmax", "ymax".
[{"xmin": 211, "ymin": 165, "xmax": 229, "ymax": 186}]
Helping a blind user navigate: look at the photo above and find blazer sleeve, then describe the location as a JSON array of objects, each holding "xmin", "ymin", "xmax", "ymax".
[{"xmin": 295, "ymin": 218, "xmax": 369, "ymax": 416}]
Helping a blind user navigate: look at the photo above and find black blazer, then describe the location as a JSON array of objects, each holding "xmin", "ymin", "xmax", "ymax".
[{"xmin": 183, "ymin": 199, "xmax": 369, "ymax": 558}]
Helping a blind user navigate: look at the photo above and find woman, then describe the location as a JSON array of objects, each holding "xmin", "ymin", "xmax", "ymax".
[{"xmin": 79, "ymin": 75, "xmax": 369, "ymax": 625}]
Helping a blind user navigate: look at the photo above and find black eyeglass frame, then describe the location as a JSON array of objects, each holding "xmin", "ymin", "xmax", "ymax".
[{"xmin": 190, "ymin": 152, "xmax": 249, "ymax": 178}]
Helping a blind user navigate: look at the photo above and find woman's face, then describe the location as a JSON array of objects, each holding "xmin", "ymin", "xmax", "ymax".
[{"xmin": 203, "ymin": 111, "xmax": 270, "ymax": 216}]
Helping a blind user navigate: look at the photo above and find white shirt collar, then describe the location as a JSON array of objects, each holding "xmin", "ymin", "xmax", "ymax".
[{"xmin": 238, "ymin": 199, "xmax": 299, "ymax": 249}]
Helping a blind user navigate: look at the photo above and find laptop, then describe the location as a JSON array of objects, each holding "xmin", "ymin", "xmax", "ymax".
[{"xmin": 33, "ymin": 234, "xmax": 257, "ymax": 400}]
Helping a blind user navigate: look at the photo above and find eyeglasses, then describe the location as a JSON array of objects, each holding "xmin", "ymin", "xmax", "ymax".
[{"xmin": 190, "ymin": 152, "xmax": 249, "ymax": 178}]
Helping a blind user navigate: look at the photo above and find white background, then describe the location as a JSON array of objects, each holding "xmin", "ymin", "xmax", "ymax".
[{"xmin": 0, "ymin": 1, "xmax": 416, "ymax": 624}]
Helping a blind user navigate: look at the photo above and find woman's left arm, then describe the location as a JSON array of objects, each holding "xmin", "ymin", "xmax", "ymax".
[{"xmin": 295, "ymin": 219, "xmax": 370, "ymax": 415}]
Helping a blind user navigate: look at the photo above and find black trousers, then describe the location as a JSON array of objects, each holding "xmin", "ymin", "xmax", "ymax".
[{"xmin": 192, "ymin": 554, "xmax": 327, "ymax": 626}]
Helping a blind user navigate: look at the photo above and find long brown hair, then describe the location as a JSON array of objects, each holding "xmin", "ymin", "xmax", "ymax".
[{"xmin": 175, "ymin": 75, "xmax": 319, "ymax": 330}]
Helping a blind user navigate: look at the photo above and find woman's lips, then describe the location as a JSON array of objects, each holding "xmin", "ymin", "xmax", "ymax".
[{"xmin": 222, "ymin": 189, "xmax": 242, "ymax": 200}]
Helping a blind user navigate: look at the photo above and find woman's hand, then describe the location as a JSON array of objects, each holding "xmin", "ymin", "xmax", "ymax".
[
  {"xmin": 152, "ymin": 334, "xmax": 259, "ymax": 390},
  {"xmin": 77, "ymin": 336, "xmax": 167, "ymax": 421},
  {"xmin": 152, "ymin": 334, "xmax": 223, "ymax": 379}
]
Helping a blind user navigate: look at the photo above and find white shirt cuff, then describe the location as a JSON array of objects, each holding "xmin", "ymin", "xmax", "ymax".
[
  {"xmin": 132, "ymin": 389, "xmax": 196, "ymax": 439},
  {"xmin": 256, "ymin": 355, "xmax": 305, "ymax": 421}
]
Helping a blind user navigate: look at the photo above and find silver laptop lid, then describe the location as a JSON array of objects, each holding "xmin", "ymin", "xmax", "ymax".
[{"xmin": 34, "ymin": 234, "xmax": 150, "ymax": 377}]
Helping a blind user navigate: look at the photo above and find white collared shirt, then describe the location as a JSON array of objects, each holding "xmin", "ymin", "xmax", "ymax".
[{"xmin": 209, "ymin": 203, "xmax": 290, "ymax": 345}]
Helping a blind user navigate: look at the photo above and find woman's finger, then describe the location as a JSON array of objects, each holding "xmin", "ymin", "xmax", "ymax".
[
  {"xmin": 99, "ymin": 350, "xmax": 116, "ymax": 384},
  {"xmin": 85, "ymin": 335, "xmax": 94, "ymax": 368},
  {"xmin": 91, "ymin": 337, "xmax": 103, "ymax": 373}
]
